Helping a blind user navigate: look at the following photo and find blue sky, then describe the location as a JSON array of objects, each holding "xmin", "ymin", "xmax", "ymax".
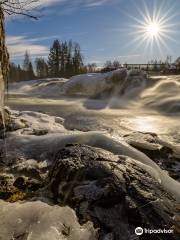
[{"xmin": 5, "ymin": 0, "xmax": 180, "ymax": 66}]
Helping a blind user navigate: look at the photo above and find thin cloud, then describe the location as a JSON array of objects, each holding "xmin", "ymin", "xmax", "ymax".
[
  {"xmin": 54, "ymin": 0, "xmax": 117, "ymax": 15},
  {"xmin": 4, "ymin": 0, "xmax": 66, "ymax": 19},
  {"xmin": 5, "ymin": 0, "xmax": 117, "ymax": 18},
  {"xmin": 6, "ymin": 35, "xmax": 50, "ymax": 59},
  {"xmin": 118, "ymin": 54, "xmax": 141, "ymax": 58},
  {"xmin": 25, "ymin": 0, "xmax": 65, "ymax": 8},
  {"xmin": 85, "ymin": 0, "xmax": 109, "ymax": 8}
]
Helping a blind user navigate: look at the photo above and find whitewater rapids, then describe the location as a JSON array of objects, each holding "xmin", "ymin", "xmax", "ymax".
[{"xmin": 6, "ymin": 70, "xmax": 180, "ymax": 202}]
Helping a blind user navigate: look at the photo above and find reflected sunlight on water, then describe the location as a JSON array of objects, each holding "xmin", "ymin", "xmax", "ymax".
[{"xmin": 126, "ymin": 115, "xmax": 180, "ymax": 134}]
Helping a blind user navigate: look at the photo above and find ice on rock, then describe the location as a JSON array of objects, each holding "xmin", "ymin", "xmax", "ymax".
[
  {"xmin": 3, "ymin": 131, "xmax": 180, "ymax": 201},
  {"xmin": 63, "ymin": 69, "xmax": 128, "ymax": 97},
  {"xmin": 10, "ymin": 110, "xmax": 67, "ymax": 134},
  {"xmin": 9, "ymin": 78, "xmax": 68, "ymax": 97},
  {"xmin": 0, "ymin": 200, "xmax": 97, "ymax": 240},
  {"xmin": 9, "ymin": 69, "xmax": 128, "ymax": 98}
]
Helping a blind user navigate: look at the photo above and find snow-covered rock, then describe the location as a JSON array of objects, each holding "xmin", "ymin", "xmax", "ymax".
[
  {"xmin": 2, "ymin": 129, "xmax": 180, "ymax": 201},
  {"xmin": 48, "ymin": 144, "xmax": 179, "ymax": 239},
  {"xmin": 63, "ymin": 69, "xmax": 127, "ymax": 97},
  {"xmin": 9, "ymin": 69, "xmax": 148, "ymax": 99},
  {"xmin": 7, "ymin": 109, "xmax": 67, "ymax": 134},
  {"xmin": 9, "ymin": 78, "xmax": 68, "ymax": 97}
]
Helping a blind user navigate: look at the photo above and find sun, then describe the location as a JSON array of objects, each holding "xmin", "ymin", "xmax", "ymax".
[
  {"xmin": 146, "ymin": 22, "xmax": 160, "ymax": 37},
  {"xmin": 126, "ymin": 1, "xmax": 177, "ymax": 56}
]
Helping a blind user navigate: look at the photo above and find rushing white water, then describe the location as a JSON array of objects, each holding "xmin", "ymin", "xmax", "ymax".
[
  {"xmin": 141, "ymin": 75, "xmax": 180, "ymax": 113},
  {"xmin": 8, "ymin": 70, "xmax": 180, "ymax": 114},
  {"xmin": 6, "ymin": 71, "xmax": 180, "ymax": 202}
]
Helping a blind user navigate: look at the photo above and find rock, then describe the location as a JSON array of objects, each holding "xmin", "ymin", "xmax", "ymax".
[
  {"xmin": 0, "ymin": 165, "xmax": 44, "ymax": 202},
  {"xmin": 124, "ymin": 132, "xmax": 180, "ymax": 180},
  {"xmin": 0, "ymin": 108, "xmax": 11, "ymax": 136},
  {"xmin": 8, "ymin": 159, "xmax": 48, "ymax": 181},
  {"xmin": 9, "ymin": 118, "xmax": 27, "ymax": 131},
  {"xmin": 14, "ymin": 176, "xmax": 42, "ymax": 192},
  {"xmin": 0, "ymin": 108, "xmax": 27, "ymax": 136},
  {"xmin": 0, "ymin": 173, "xmax": 16, "ymax": 200},
  {"xmin": 48, "ymin": 144, "xmax": 179, "ymax": 240},
  {"xmin": 13, "ymin": 176, "xmax": 26, "ymax": 190}
]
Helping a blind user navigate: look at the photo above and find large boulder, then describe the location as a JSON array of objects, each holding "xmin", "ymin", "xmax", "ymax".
[{"xmin": 48, "ymin": 144, "xmax": 179, "ymax": 240}]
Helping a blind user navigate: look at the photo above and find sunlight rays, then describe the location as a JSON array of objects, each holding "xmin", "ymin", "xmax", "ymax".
[{"xmin": 127, "ymin": 0, "xmax": 179, "ymax": 58}]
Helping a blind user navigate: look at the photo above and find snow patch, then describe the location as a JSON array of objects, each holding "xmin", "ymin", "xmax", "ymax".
[
  {"xmin": 0, "ymin": 200, "xmax": 96, "ymax": 240},
  {"xmin": 9, "ymin": 78, "xmax": 68, "ymax": 97},
  {"xmin": 11, "ymin": 110, "xmax": 66, "ymax": 134}
]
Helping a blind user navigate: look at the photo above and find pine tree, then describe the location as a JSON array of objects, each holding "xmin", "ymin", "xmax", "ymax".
[
  {"xmin": 17, "ymin": 64, "xmax": 23, "ymax": 81},
  {"xmin": 73, "ymin": 43, "xmax": 83, "ymax": 75},
  {"xmin": 9, "ymin": 63, "xmax": 18, "ymax": 82},
  {"xmin": 48, "ymin": 40, "xmax": 61, "ymax": 77},
  {"xmin": 35, "ymin": 57, "xmax": 48, "ymax": 78},
  {"xmin": 28, "ymin": 62, "xmax": 35, "ymax": 79},
  {"xmin": 23, "ymin": 51, "xmax": 35, "ymax": 80},
  {"xmin": 23, "ymin": 51, "xmax": 30, "ymax": 72},
  {"xmin": 61, "ymin": 41, "xmax": 69, "ymax": 77},
  {"xmin": 66, "ymin": 40, "xmax": 73, "ymax": 77}
]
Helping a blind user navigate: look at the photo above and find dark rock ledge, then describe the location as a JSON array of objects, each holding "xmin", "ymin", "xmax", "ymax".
[
  {"xmin": 47, "ymin": 144, "xmax": 180, "ymax": 240},
  {"xmin": 0, "ymin": 143, "xmax": 179, "ymax": 240}
]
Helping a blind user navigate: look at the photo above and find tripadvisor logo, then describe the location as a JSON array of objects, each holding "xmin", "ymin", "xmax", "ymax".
[
  {"xmin": 135, "ymin": 227, "xmax": 143, "ymax": 235},
  {"xmin": 135, "ymin": 227, "xmax": 174, "ymax": 235}
]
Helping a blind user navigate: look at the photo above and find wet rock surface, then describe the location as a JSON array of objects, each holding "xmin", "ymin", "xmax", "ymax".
[
  {"xmin": 48, "ymin": 144, "xmax": 179, "ymax": 240},
  {"xmin": 124, "ymin": 132, "xmax": 180, "ymax": 181},
  {"xmin": 0, "ymin": 158, "xmax": 48, "ymax": 202}
]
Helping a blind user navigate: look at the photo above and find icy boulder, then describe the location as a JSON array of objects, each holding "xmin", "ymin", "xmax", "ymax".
[
  {"xmin": 48, "ymin": 144, "xmax": 179, "ymax": 239},
  {"xmin": 9, "ymin": 78, "xmax": 68, "ymax": 97},
  {"xmin": 5, "ymin": 109, "xmax": 66, "ymax": 134},
  {"xmin": 8, "ymin": 69, "xmax": 148, "ymax": 99},
  {"xmin": 63, "ymin": 69, "xmax": 127, "ymax": 97},
  {"xmin": 0, "ymin": 200, "xmax": 96, "ymax": 240}
]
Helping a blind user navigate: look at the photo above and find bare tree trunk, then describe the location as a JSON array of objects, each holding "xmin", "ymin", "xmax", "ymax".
[{"xmin": 0, "ymin": 7, "xmax": 9, "ymax": 129}]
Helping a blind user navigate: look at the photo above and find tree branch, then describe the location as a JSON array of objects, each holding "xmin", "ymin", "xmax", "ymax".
[{"xmin": 0, "ymin": 0, "xmax": 40, "ymax": 19}]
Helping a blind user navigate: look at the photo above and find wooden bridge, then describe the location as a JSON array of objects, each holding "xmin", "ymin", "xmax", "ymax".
[{"xmin": 102, "ymin": 63, "xmax": 180, "ymax": 74}]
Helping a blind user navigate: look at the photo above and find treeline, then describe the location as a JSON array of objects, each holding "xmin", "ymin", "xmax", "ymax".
[{"xmin": 9, "ymin": 39, "xmax": 97, "ymax": 82}]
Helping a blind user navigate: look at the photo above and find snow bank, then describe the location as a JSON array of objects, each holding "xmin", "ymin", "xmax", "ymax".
[
  {"xmin": 9, "ymin": 109, "xmax": 67, "ymax": 134},
  {"xmin": 63, "ymin": 69, "xmax": 127, "ymax": 97},
  {"xmin": 9, "ymin": 69, "xmax": 129, "ymax": 98},
  {"xmin": 0, "ymin": 200, "xmax": 96, "ymax": 240},
  {"xmin": 63, "ymin": 69, "xmax": 146, "ymax": 98},
  {"xmin": 9, "ymin": 78, "xmax": 68, "ymax": 97}
]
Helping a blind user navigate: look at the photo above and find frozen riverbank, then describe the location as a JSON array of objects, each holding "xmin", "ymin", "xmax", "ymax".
[
  {"xmin": 0, "ymin": 108, "xmax": 179, "ymax": 239},
  {"xmin": 1, "ymin": 71, "xmax": 180, "ymax": 239}
]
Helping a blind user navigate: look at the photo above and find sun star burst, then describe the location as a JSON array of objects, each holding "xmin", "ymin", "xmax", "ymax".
[
  {"xmin": 126, "ymin": 1, "xmax": 178, "ymax": 57},
  {"xmin": 146, "ymin": 22, "xmax": 160, "ymax": 37}
]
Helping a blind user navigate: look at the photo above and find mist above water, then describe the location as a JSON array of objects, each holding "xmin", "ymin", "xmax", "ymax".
[{"xmin": 8, "ymin": 70, "xmax": 180, "ymax": 136}]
